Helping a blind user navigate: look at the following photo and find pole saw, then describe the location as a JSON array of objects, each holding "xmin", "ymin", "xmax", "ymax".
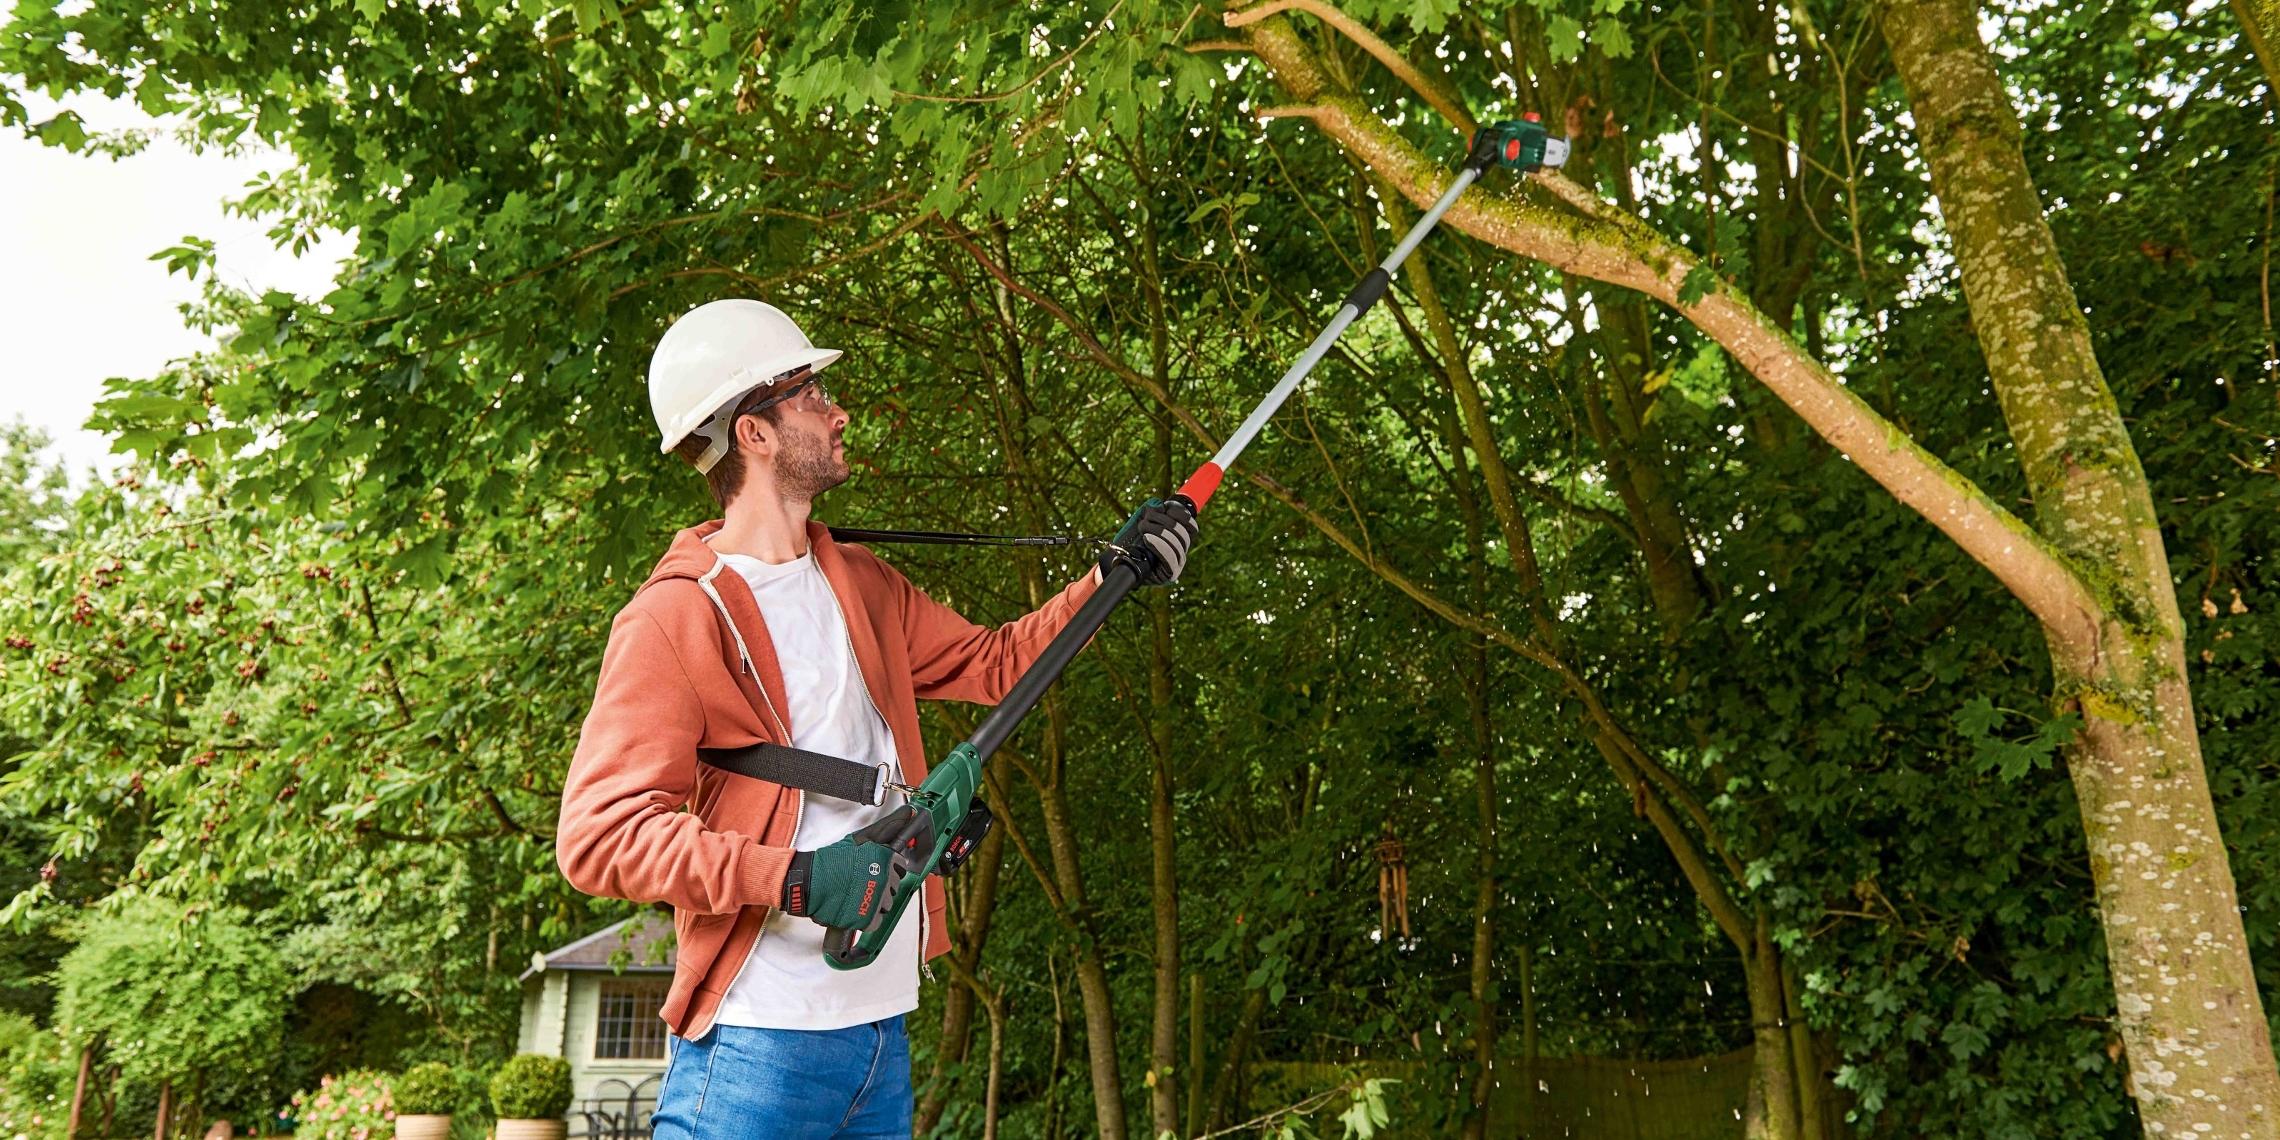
[{"xmin": 814, "ymin": 115, "xmax": 1571, "ymax": 969}]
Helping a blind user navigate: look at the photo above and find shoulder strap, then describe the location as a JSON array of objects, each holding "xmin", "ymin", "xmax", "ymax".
[
  {"xmin": 697, "ymin": 742, "xmax": 889, "ymax": 805},
  {"xmin": 826, "ymin": 526, "xmax": 1100, "ymax": 549}
]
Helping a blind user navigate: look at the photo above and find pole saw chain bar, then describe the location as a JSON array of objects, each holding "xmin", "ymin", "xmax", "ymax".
[{"xmin": 817, "ymin": 104, "xmax": 1569, "ymax": 970}]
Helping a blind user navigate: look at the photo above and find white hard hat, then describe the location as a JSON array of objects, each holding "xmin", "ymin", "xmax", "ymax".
[{"xmin": 649, "ymin": 299, "xmax": 843, "ymax": 473}]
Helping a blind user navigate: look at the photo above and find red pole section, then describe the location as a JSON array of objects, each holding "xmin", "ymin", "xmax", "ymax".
[{"xmin": 1174, "ymin": 462, "xmax": 1224, "ymax": 512}]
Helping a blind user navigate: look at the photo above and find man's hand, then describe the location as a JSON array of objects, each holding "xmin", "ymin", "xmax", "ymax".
[
  {"xmin": 1102, "ymin": 498, "xmax": 1199, "ymax": 587},
  {"xmin": 782, "ymin": 836, "xmax": 896, "ymax": 929}
]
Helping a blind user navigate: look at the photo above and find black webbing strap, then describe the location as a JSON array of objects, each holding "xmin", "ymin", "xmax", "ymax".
[
  {"xmin": 697, "ymin": 742, "xmax": 888, "ymax": 805},
  {"xmin": 826, "ymin": 527, "xmax": 1100, "ymax": 549}
]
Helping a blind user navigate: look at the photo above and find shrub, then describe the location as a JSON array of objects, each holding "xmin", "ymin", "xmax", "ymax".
[
  {"xmin": 55, "ymin": 898, "xmax": 291, "ymax": 1092},
  {"xmin": 393, "ymin": 1063, "xmax": 458, "ymax": 1116},
  {"xmin": 487, "ymin": 1056, "xmax": 571, "ymax": 1121},
  {"xmin": 288, "ymin": 1069, "xmax": 396, "ymax": 1140},
  {"xmin": 0, "ymin": 1012, "xmax": 73, "ymax": 1140}
]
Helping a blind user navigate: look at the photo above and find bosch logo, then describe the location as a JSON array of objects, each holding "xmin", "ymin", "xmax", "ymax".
[{"xmin": 870, "ymin": 862, "xmax": 882, "ymax": 875}]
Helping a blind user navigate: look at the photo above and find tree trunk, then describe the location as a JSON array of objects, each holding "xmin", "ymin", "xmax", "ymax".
[
  {"xmin": 1881, "ymin": 2, "xmax": 2280, "ymax": 1133},
  {"xmin": 1187, "ymin": 973, "xmax": 1207, "ymax": 1139},
  {"xmin": 1461, "ymin": 648, "xmax": 1497, "ymax": 1140},
  {"xmin": 96, "ymin": 1066, "xmax": 118, "ymax": 1140},
  {"xmin": 1145, "ymin": 271, "xmax": 1182, "ymax": 1138},
  {"xmin": 982, "ymin": 983, "xmax": 1006, "ymax": 1140},
  {"xmin": 67, "ymin": 1041, "xmax": 94, "ymax": 1140},
  {"xmin": 1034, "ymin": 776, "xmax": 1129, "ymax": 1140},
  {"xmin": 980, "ymin": 241, "xmax": 1130, "ymax": 1140},
  {"xmin": 916, "ymin": 785, "xmax": 1012, "ymax": 1135},
  {"xmin": 1206, "ymin": 987, "xmax": 1268, "ymax": 1132},
  {"xmin": 1743, "ymin": 925, "xmax": 1804, "ymax": 1140},
  {"xmin": 1046, "ymin": 953, "xmax": 1068, "ymax": 1140},
  {"xmin": 2232, "ymin": 0, "xmax": 2280, "ymax": 94},
  {"xmin": 154, "ymin": 1079, "xmax": 172, "ymax": 1140},
  {"xmin": 1783, "ymin": 958, "xmax": 1829, "ymax": 1140},
  {"xmin": 1519, "ymin": 943, "xmax": 1537, "ymax": 1062}
]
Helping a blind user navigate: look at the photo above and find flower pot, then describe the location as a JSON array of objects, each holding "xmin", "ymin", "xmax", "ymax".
[
  {"xmin": 495, "ymin": 1119, "xmax": 566, "ymax": 1140},
  {"xmin": 396, "ymin": 1116, "xmax": 453, "ymax": 1140}
]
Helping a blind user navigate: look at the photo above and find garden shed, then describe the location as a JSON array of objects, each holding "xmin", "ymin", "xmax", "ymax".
[{"xmin": 517, "ymin": 918, "xmax": 674, "ymax": 1138}]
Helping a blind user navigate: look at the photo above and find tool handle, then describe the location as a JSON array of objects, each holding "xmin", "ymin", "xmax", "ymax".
[{"xmin": 820, "ymin": 804, "xmax": 937, "ymax": 968}]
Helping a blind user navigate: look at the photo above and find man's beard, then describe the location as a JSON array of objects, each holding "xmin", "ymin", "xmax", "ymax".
[{"xmin": 775, "ymin": 419, "xmax": 850, "ymax": 501}]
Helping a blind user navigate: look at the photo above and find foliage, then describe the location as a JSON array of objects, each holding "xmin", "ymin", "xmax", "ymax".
[
  {"xmin": 53, "ymin": 898, "xmax": 290, "ymax": 1097},
  {"xmin": 486, "ymin": 1056, "xmax": 571, "ymax": 1121},
  {"xmin": 391, "ymin": 1062, "xmax": 458, "ymax": 1117},
  {"xmin": 288, "ymin": 1070, "xmax": 396, "ymax": 1140},
  {"xmin": 0, "ymin": 1011, "xmax": 73, "ymax": 1140},
  {"xmin": 0, "ymin": 0, "xmax": 2272, "ymax": 1138}
]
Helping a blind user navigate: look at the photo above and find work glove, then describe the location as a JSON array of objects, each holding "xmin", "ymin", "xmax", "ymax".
[
  {"xmin": 782, "ymin": 835, "xmax": 896, "ymax": 930},
  {"xmin": 1101, "ymin": 498, "xmax": 1199, "ymax": 587}
]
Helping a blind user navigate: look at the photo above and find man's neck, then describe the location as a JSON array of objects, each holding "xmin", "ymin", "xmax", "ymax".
[{"xmin": 712, "ymin": 488, "xmax": 814, "ymax": 564}]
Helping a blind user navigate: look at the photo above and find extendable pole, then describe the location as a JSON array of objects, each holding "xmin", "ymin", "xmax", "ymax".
[
  {"xmin": 965, "ymin": 163, "xmax": 1485, "ymax": 761},
  {"xmin": 822, "ymin": 117, "xmax": 1568, "ymax": 968}
]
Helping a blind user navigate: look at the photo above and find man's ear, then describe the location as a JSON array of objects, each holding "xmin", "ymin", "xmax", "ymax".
[{"xmin": 734, "ymin": 412, "xmax": 775, "ymax": 461}]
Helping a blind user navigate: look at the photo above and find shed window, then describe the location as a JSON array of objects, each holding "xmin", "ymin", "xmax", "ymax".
[{"xmin": 593, "ymin": 979, "xmax": 670, "ymax": 1060}]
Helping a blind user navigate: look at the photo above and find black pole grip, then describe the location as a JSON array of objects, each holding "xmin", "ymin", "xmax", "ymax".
[
  {"xmin": 1340, "ymin": 267, "xmax": 1393, "ymax": 317},
  {"xmin": 968, "ymin": 560, "xmax": 1142, "ymax": 760}
]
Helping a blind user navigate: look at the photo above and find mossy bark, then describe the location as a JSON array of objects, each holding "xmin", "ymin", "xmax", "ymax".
[
  {"xmin": 2232, "ymin": 0, "xmax": 2280, "ymax": 95},
  {"xmin": 1880, "ymin": 1, "xmax": 2279, "ymax": 1134}
]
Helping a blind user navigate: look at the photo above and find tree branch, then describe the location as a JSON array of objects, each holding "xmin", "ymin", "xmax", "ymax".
[
  {"xmin": 1237, "ymin": 11, "xmax": 2102, "ymax": 646},
  {"xmin": 1225, "ymin": 0, "xmax": 1476, "ymax": 135}
]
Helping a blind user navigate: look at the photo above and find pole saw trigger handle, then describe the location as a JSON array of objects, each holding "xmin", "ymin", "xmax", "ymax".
[
  {"xmin": 820, "ymin": 742, "xmax": 984, "ymax": 970},
  {"xmin": 819, "ymin": 805, "xmax": 933, "ymax": 968}
]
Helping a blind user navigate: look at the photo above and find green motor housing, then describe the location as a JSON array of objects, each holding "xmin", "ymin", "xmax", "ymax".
[{"xmin": 1467, "ymin": 115, "xmax": 1570, "ymax": 173}]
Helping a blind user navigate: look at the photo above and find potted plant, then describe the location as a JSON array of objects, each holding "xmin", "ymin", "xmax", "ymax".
[
  {"xmin": 488, "ymin": 1056, "xmax": 573, "ymax": 1140},
  {"xmin": 391, "ymin": 1063, "xmax": 456, "ymax": 1140}
]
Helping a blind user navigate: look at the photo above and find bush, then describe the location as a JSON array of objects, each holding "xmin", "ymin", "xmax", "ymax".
[
  {"xmin": 0, "ymin": 1011, "xmax": 73, "ymax": 1140},
  {"xmin": 55, "ymin": 898, "xmax": 291, "ymax": 1093},
  {"xmin": 392, "ymin": 1063, "xmax": 457, "ymax": 1116},
  {"xmin": 487, "ymin": 1055, "xmax": 571, "ymax": 1121},
  {"xmin": 288, "ymin": 1070, "xmax": 396, "ymax": 1140}
]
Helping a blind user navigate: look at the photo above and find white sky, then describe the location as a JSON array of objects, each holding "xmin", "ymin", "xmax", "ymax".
[{"xmin": 0, "ymin": 94, "xmax": 353, "ymax": 483}]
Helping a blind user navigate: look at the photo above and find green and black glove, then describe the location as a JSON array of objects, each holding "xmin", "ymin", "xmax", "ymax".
[
  {"xmin": 1102, "ymin": 498, "xmax": 1199, "ymax": 587},
  {"xmin": 782, "ymin": 836, "xmax": 896, "ymax": 929}
]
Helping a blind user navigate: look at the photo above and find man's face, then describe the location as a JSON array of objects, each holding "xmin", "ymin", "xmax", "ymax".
[{"xmin": 767, "ymin": 385, "xmax": 850, "ymax": 501}]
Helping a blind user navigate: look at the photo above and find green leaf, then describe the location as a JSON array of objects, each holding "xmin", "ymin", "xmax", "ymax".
[
  {"xmin": 1593, "ymin": 16, "xmax": 1635, "ymax": 59},
  {"xmin": 1953, "ymin": 696, "xmax": 2005, "ymax": 737},
  {"xmin": 1676, "ymin": 261, "xmax": 1719, "ymax": 306},
  {"xmin": 1546, "ymin": 15, "xmax": 1585, "ymax": 62},
  {"xmin": 34, "ymin": 111, "xmax": 88, "ymax": 151}
]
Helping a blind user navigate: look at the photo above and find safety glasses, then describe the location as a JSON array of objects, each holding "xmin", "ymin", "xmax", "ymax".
[{"xmin": 738, "ymin": 371, "xmax": 837, "ymax": 418}]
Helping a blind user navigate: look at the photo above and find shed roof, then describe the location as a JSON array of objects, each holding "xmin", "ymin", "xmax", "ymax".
[{"xmin": 520, "ymin": 916, "xmax": 676, "ymax": 982}]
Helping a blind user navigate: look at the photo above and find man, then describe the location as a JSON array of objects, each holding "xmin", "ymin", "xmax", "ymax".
[{"xmin": 557, "ymin": 299, "xmax": 1197, "ymax": 1140}]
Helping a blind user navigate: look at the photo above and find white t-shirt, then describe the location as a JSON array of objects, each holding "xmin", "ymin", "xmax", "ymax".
[{"xmin": 710, "ymin": 549, "xmax": 923, "ymax": 1031}]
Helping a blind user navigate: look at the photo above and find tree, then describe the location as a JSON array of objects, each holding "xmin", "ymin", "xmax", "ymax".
[{"xmin": 54, "ymin": 898, "xmax": 292, "ymax": 1137}]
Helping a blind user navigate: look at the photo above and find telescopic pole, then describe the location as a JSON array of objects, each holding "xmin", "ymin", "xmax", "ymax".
[{"xmin": 820, "ymin": 117, "xmax": 1568, "ymax": 969}]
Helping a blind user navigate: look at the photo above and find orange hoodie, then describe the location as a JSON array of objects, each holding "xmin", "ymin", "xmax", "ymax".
[{"xmin": 558, "ymin": 519, "xmax": 1100, "ymax": 1039}]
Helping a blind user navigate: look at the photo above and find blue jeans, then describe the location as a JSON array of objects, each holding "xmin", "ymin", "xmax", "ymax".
[{"xmin": 651, "ymin": 1017, "xmax": 913, "ymax": 1140}]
